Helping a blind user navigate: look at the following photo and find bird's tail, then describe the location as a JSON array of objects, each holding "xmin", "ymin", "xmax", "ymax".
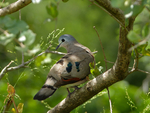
[{"xmin": 33, "ymin": 76, "xmax": 57, "ymax": 101}]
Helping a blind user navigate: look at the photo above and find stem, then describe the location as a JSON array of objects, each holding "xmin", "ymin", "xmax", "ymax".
[
  {"xmin": 12, "ymin": 97, "xmax": 18, "ymax": 113},
  {"xmin": 93, "ymin": 26, "xmax": 112, "ymax": 113}
]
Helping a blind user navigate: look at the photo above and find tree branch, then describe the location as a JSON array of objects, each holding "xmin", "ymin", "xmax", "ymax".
[
  {"xmin": 0, "ymin": 0, "xmax": 32, "ymax": 17},
  {"xmin": 47, "ymin": 27, "xmax": 133, "ymax": 113},
  {"xmin": 47, "ymin": 68, "xmax": 117, "ymax": 113},
  {"xmin": 92, "ymin": 0, "xmax": 128, "ymax": 31},
  {"xmin": 0, "ymin": 50, "xmax": 97, "ymax": 80},
  {"xmin": 47, "ymin": 4, "xmax": 135, "ymax": 113},
  {"xmin": 113, "ymin": 17, "xmax": 134, "ymax": 80},
  {"xmin": 0, "ymin": 50, "xmax": 66, "ymax": 81},
  {"xmin": 0, "ymin": 61, "xmax": 14, "ymax": 80}
]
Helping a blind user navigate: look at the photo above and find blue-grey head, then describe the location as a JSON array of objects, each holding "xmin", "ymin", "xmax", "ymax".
[{"xmin": 56, "ymin": 34, "xmax": 78, "ymax": 50}]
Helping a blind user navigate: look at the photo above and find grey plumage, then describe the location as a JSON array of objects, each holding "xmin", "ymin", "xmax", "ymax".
[{"xmin": 34, "ymin": 34, "xmax": 94, "ymax": 101}]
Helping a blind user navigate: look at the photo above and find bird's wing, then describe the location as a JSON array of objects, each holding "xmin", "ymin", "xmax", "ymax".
[{"xmin": 48, "ymin": 49, "xmax": 94, "ymax": 87}]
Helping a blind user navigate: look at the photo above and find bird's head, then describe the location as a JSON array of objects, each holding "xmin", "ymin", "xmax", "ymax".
[{"xmin": 56, "ymin": 34, "xmax": 77, "ymax": 50}]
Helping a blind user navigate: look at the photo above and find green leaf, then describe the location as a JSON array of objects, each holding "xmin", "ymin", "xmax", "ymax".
[
  {"xmin": 62, "ymin": 0, "xmax": 69, "ymax": 3},
  {"xmin": 142, "ymin": 43, "xmax": 150, "ymax": 56},
  {"xmin": 136, "ymin": 43, "xmax": 150, "ymax": 56},
  {"xmin": 125, "ymin": 18, "xmax": 129, "ymax": 27},
  {"xmin": 19, "ymin": 30, "xmax": 36, "ymax": 46},
  {"xmin": 8, "ymin": 20, "xmax": 29, "ymax": 34},
  {"xmin": 142, "ymin": 24, "xmax": 149, "ymax": 37},
  {"xmin": 146, "ymin": 39, "xmax": 150, "ymax": 50},
  {"xmin": 141, "ymin": 0, "xmax": 148, "ymax": 5},
  {"xmin": 0, "ymin": 34, "xmax": 15, "ymax": 45},
  {"xmin": 35, "ymin": 54, "xmax": 46, "ymax": 67},
  {"xmin": 15, "ymin": 46, "xmax": 28, "ymax": 53},
  {"xmin": 32, "ymin": 0, "xmax": 41, "ymax": 4},
  {"xmin": 17, "ymin": 103, "xmax": 24, "ymax": 113},
  {"xmin": 89, "ymin": 62, "xmax": 95, "ymax": 69},
  {"xmin": 132, "ymin": 5, "xmax": 144, "ymax": 17},
  {"xmin": 111, "ymin": 0, "xmax": 124, "ymax": 8},
  {"xmin": 0, "ymin": 2, "xmax": 9, "ymax": 8},
  {"xmin": 0, "ymin": 16, "xmax": 16, "ymax": 28},
  {"xmin": 28, "ymin": 44, "xmax": 41, "ymax": 56},
  {"xmin": 41, "ymin": 53, "xmax": 52, "ymax": 64},
  {"xmin": 46, "ymin": 3, "xmax": 58, "ymax": 18},
  {"xmin": 89, "ymin": 62, "xmax": 101, "ymax": 77},
  {"xmin": 127, "ymin": 31, "xmax": 141, "ymax": 43},
  {"xmin": 90, "ymin": 66, "xmax": 100, "ymax": 77},
  {"xmin": 125, "ymin": 4, "xmax": 144, "ymax": 18}
]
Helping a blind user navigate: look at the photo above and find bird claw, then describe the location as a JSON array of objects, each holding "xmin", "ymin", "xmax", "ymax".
[
  {"xmin": 67, "ymin": 86, "xmax": 80, "ymax": 97},
  {"xmin": 74, "ymin": 86, "xmax": 80, "ymax": 90},
  {"xmin": 67, "ymin": 88, "xmax": 72, "ymax": 97}
]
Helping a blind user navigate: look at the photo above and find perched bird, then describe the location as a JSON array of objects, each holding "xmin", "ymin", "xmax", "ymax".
[{"xmin": 34, "ymin": 34, "xmax": 94, "ymax": 101}]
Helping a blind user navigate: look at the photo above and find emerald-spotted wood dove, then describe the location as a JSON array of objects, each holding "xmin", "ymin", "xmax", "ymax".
[{"xmin": 34, "ymin": 34, "xmax": 94, "ymax": 101}]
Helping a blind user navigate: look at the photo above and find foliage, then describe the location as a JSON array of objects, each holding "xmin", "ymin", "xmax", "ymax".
[
  {"xmin": 0, "ymin": 0, "xmax": 150, "ymax": 113},
  {"xmin": 3, "ymin": 83, "xmax": 24, "ymax": 113}
]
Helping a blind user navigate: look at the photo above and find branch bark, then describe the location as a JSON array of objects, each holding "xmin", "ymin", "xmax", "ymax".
[
  {"xmin": 93, "ymin": 0, "xmax": 127, "ymax": 30},
  {"xmin": 47, "ymin": 25, "xmax": 133, "ymax": 112},
  {"xmin": 0, "ymin": 0, "xmax": 32, "ymax": 17},
  {"xmin": 47, "ymin": 1, "xmax": 135, "ymax": 113},
  {"xmin": 0, "ymin": 0, "xmax": 136, "ymax": 112}
]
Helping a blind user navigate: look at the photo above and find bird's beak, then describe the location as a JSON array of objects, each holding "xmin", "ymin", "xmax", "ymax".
[{"xmin": 56, "ymin": 42, "xmax": 62, "ymax": 50}]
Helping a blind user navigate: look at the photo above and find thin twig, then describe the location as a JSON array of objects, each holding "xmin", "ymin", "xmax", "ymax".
[
  {"xmin": 93, "ymin": 26, "xmax": 112, "ymax": 113},
  {"xmin": 19, "ymin": 9, "xmax": 24, "ymax": 64},
  {"xmin": 129, "ymin": 46, "xmax": 140, "ymax": 74},
  {"xmin": 134, "ymin": 49, "xmax": 139, "ymax": 69},
  {"xmin": 0, "ymin": 27, "xmax": 9, "ymax": 36},
  {"xmin": 90, "ymin": 0, "xmax": 128, "ymax": 32},
  {"xmin": 2, "ymin": 97, "xmax": 13, "ymax": 113},
  {"xmin": 14, "ymin": 38, "xmax": 25, "ymax": 48},
  {"xmin": 128, "ymin": 34, "xmax": 150, "ymax": 51},
  {"xmin": 0, "ymin": 50, "xmax": 97, "ymax": 80},
  {"xmin": 104, "ymin": 59, "xmax": 114, "ymax": 64},
  {"xmin": 137, "ymin": 68, "xmax": 150, "ymax": 75},
  {"xmin": 12, "ymin": 97, "xmax": 18, "ymax": 113},
  {"xmin": 129, "ymin": 66, "xmax": 150, "ymax": 75},
  {"xmin": 104, "ymin": 59, "xmax": 150, "ymax": 75},
  {"xmin": 146, "ymin": 6, "xmax": 150, "ymax": 12},
  {"xmin": 19, "ymin": 10, "xmax": 21, "ymax": 20},
  {"xmin": 0, "ymin": 61, "xmax": 14, "ymax": 80},
  {"xmin": 93, "ymin": 26, "xmax": 108, "ymax": 70}
]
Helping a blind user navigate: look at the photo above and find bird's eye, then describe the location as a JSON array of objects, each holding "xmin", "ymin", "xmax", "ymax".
[{"xmin": 62, "ymin": 39, "xmax": 65, "ymax": 42}]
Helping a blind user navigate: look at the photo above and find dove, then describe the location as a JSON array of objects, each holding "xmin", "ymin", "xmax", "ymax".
[{"xmin": 34, "ymin": 34, "xmax": 94, "ymax": 101}]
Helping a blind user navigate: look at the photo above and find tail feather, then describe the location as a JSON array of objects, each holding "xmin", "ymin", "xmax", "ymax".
[
  {"xmin": 33, "ymin": 85, "xmax": 56, "ymax": 101},
  {"xmin": 34, "ymin": 76, "xmax": 57, "ymax": 101}
]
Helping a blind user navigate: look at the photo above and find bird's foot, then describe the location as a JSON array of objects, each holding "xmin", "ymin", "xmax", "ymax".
[
  {"xmin": 67, "ymin": 88, "xmax": 72, "ymax": 97},
  {"xmin": 67, "ymin": 86, "xmax": 80, "ymax": 97},
  {"xmin": 74, "ymin": 86, "xmax": 80, "ymax": 90}
]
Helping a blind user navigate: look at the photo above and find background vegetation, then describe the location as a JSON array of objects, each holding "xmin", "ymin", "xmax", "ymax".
[{"xmin": 0, "ymin": 0, "xmax": 150, "ymax": 113}]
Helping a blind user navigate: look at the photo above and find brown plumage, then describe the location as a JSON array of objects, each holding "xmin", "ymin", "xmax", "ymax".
[{"xmin": 34, "ymin": 34, "xmax": 94, "ymax": 101}]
